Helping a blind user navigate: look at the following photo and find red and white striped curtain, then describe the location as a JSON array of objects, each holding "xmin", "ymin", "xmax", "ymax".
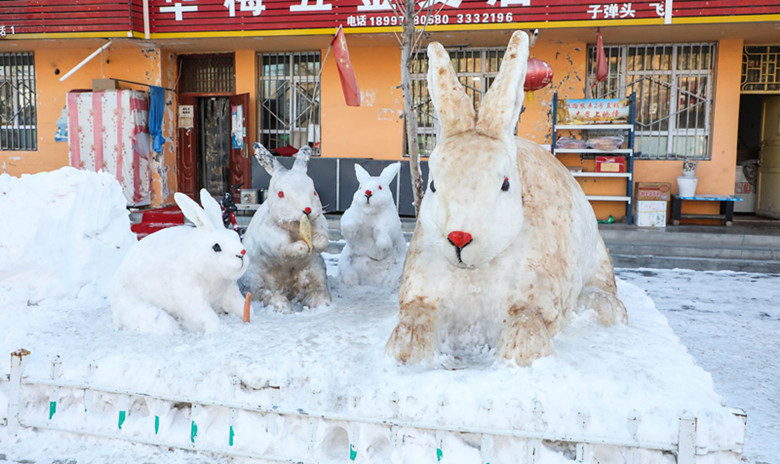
[{"xmin": 67, "ymin": 89, "xmax": 152, "ymax": 206}]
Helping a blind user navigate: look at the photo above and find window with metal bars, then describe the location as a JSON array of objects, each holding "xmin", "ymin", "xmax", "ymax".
[
  {"xmin": 1, "ymin": 52, "xmax": 37, "ymax": 151},
  {"xmin": 410, "ymin": 47, "xmax": 504, "ymax": 156},
  {"xmin": 179, "ymin": 54, "xmax": 235, "ymax": 94},
  {"xmin": 587, "ymin": 43, "xmax": 717, "ymax": 161},
  {"xmin": 742, "ymin": 45, "xmax": 780, "ymax": 94},
  {"xmin": 258, "ymin": 52, "xmax": 321, "ymax": 155}
]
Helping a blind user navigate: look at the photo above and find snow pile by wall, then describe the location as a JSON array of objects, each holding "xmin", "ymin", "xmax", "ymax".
[{"xmin": 0, "ymin": 167, "xmax": 136, "ymax": 304}]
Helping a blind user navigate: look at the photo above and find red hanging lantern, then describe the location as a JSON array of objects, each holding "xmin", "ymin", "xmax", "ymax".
[{"xmin": 524, "ymin": 57, "xmax": 554, "ymax": 92}]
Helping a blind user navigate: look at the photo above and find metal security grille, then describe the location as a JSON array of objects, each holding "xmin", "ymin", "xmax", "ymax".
[
  {"xmin": 179, "ymin": 54, "xmax": 235, "ymax": 94},
  {"xmin": 587, "ymin": 43, "xmax": 716, "ymax": 161},
  {"xmin": 742, "ymin": 45, "xmax": 780, "ymax": 93},
  {"xmin": 411, "ymin": 48, "xmax": 504, "ymax": 156},
  {"xmin": 258, "ymin": 52, "xmax": 321, "ymax": 155},
  {"xmin": 1, "ymin": 52, "xmax": 37, "ymax": 151}
]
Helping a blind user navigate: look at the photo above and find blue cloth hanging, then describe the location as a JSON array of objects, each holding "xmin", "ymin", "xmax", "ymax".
[{"xmin": 149, "ymin": 86, "xmax": 166, "ymax": 153}]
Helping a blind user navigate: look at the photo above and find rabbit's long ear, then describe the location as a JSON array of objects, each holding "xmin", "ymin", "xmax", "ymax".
[
  {"xmin": 292, "ymin": 146, "xmax": 312, "ymax": 173},
  {"xmin": 199, "ymin": 188, "xmax": 224, "ymax": 230},
  {"xmin": 254, "ymin": 142, "xmax": 284, "ymax": 175},
  {"xmin": 427, "ymin": 42, "xmax": 476, "ymax": 139},
  {"xmin": 175, "ymin": 192, "xmax": 212, "ymax": 230},
  {"xmin": 354, "ymin": 164, "xmax": 370, "ymax": 185},
  {"xmin": 476, "ymin": 31, "xmax": 529, "ymax": 139},
  {"xmin": 380, "ymin": 162, "xmax": 401, "ymax": 186}
]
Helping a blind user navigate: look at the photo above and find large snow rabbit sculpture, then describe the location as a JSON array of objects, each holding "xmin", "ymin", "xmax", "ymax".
[
  {"xmin": 386, "ymin": 31, "xmax": 627, "ymax": 366},
  {"xmin": 239, "ymin": 143, "xmax": 331, "ymax": 313},
  {"xmin": 110, "ymin": 189, "xmax": 249, "ymax": 334},
  {"xmin": 338, "ymin": 162, "xmax": 406, "ymax": 287}
]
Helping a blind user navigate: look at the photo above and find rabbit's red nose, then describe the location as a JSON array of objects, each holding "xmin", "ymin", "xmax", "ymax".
[
  {"xmin": 304, "ymin": 207, "xmax": 312, "ymax": 215},
  {"xmin": 365, "ymin": 190, "xmax": 372, "ymax": 197},
  {"xmin": 448, "ymin": 231, "xmax": 472, "ymax": 249},
  {"xmin": 240, "ymin": 249, "xmax": 246, "ymax": 255}
]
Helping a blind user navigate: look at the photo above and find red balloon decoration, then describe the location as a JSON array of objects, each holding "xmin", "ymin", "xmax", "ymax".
[{"xmin": 524, "ymin": 57, "xmax": 554, "ymax": 92}]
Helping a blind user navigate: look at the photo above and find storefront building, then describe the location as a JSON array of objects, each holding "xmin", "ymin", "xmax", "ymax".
[{"xmin": 1, "ymin": 1, "xmax": 779, "ymax": 221}]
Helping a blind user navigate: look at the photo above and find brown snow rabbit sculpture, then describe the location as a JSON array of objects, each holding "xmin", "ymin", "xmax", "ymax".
[{"xmin": 386, "ymin": 31, "xmax": 627, "ymax": 366}]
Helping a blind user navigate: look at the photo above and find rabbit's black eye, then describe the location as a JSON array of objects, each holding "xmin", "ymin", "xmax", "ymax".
[
  {"xmin": 212, "ymin": 243, "xmax": 222, "ymax": 253},
  {"xmin": 430, "ymin": 181, "xmax": 436, "ymax": 193},
  {"xmin": 501, "ymin": 177, "xmax": 510, "ymax": 192}
]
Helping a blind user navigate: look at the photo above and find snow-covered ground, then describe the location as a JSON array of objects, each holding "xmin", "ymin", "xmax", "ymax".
[
  {"xmin": 614, "ymin": 268, "xmax": 779, "ymax": 464},
  {"xmin": 0, "ymin": 168, "xmax": 777, "ymax": 464}
]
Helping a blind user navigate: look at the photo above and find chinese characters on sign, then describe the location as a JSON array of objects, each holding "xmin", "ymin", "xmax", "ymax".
[
  {"xmin": 2, "ymin": 0, "xmax": 778, "ymax": 36},
  {"xmin": 557, "ymin": 98, "xmax": 631, "ymax": 124},
  {"xmin": 224, "ymin": 0, "xmax": 266, "ymax": 17},
  {"xmin": 160, "ymin": 0, "xmax": 199, "ymax": 21},
  {"xmin": 154, "ymin": 0, "xmax": 670, "ymax": 26},
  {"xmin": 586, "ymin": 3, "xmax": 637, "ymax": 19}
]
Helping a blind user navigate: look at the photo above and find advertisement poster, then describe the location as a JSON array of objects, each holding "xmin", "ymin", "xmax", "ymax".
[
  {"xmin": 231, "ymin": 104, "xmax": 244, "ymax": 149},
  {"xmin": 557, "ymin": 98, "xmax": 630, "ymax": 124}
]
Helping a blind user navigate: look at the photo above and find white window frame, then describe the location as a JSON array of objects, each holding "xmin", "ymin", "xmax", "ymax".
[
  {"xmin": 1, "ymin": 52, "xmax": 37, "ymax": 151},
  {"xmin": 258, "ymin": 52, "xmax": 321, "ymax": 155},
  {"xmin": 588, "ymin": 43, "xmax": 717, "ymax": 161}
]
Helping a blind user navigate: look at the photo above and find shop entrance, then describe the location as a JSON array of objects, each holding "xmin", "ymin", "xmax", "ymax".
[
  {"xmin": 177, "ymin": 94, "xmax": 250, "ymax": 200},
  {"xmin": 737, "ymin": 46, "xmax": 780, "ymax": 219},
  {"xmin": 175, "ymin": 53, "xmax": 250, "ymax": 200},
  {"xmin": 738, "ymin": 95, "xmax": 780, "ymax": 219},
  {"xmin": 757, "ymin": 96, "xmax": 780, "ymax": 218}
]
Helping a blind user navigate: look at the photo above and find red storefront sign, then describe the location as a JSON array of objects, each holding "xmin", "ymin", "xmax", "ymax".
[
  {"xmin": 0, "ymin": 0, "xmax": 136, "ymax": 36},
  {"xmin": 1, "ymin": 0, "xmax": 779, "ymax": 38}
]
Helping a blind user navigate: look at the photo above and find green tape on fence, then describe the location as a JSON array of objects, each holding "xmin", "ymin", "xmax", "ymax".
[
  {"xmin": 437, "ymin": 448, "xmax": 443, "ymax": 461},
  {"xmin": 229, "ymin": 426, "xmax": 235, "ymax": 447},
  {"xmin": 191, "ymin": 421, "xmax": 198, "ymax": 443},
  {"xmin": 154, "ymin": 415, "xmax": 160, "ymax": 434},
  {"xmin": 118, "ymin": 410, "xmax": 126, "ymax": 429},
  {"xmin": 48, "ymin": 401, "xmax": 56, "ymax": 420},
  {"xmin": 349, "ymin": 444, "xmax": 357, "ymax": 461}
]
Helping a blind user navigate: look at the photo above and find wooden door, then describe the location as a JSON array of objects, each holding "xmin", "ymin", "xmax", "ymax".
[
  {"xmin": 229, "ymin": 93, "xmax": 252, "ymax": 201},
  {"xmin": 757, "ymin": 96, "xmax": 780, "ymax": 218},
  {"xmin": 177, "ymin": 94, "xmax": 199, "ymax": 199}
]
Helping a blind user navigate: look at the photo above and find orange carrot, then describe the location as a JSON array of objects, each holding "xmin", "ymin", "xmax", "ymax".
[{"xmin": 243, "ymin": 292, "xmax": 252, "ymax": 323}]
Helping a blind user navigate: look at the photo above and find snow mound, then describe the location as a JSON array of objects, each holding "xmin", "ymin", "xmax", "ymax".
[
  {"xmin": 0, "ymin": 167, "xmax": 136, "ymax": 304},
  {"xmin": 0, "ymin": 269, "xmax": 744, "ymax": 463}
]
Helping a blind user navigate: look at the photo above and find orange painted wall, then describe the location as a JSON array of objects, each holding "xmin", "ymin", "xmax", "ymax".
[
  {"xmin": 0, "ymin": 44, "xmax": 178, "ymax": 207},
  {"xmin": 2, "ymin": 36, "xmax": 745, "ymax": 219},
  {"xmin": 519, "ymin": 39, "xmax": 588, "ymax": 144},
  {"xmin": 0, "ymin": 46, "xmax": 153, "ymax": 175},
  {"xmin": 320, "ymin": 45, "xmax": 404, "ymax": 159},
  {"xmin": 235, "ymin": 49, "xmax": 257, "ymax": 147},
  {"xmin": 154, "ymin": 49, "xmax": 179, "ymax": 206}
]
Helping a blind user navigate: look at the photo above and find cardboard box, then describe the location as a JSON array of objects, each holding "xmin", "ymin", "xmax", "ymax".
[
  {"xmin": 635, "ymin": 200, "xmax": 667, "ymax": 227},
  {"xmin": 595, "ymin": 156, "xmax": 626, "ymax": 173},
  {"xmin": 92, "ymin": 78, "xmax": 118, "ymax": 91},
  {"xmin": 635, "ymin": 182, "xmax": 671, "ymax": 202}
]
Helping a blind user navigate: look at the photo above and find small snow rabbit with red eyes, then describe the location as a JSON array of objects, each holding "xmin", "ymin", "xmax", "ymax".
[
  {"xmin": 338, "ymin": 162, "xmax": 406, "ymax": 287},
  {"xmin": 239, "ymin": 143, "xmax": 331, "ymax": 313},
  {"xmin": 110, "ymin": 189, "xmax": 249, "ymax": 334},
  {"xmin": 386, "ymin": 31, "xmax": 627, "ymax": 366}
]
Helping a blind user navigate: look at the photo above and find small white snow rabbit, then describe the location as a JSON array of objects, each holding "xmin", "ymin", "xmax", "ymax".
[
  {"xmin": 338, "ymin": 162, "xmax": 406, "ymax": 287},
  {"xmin": 239, "ymin": 143, "xmax": 331, "ymax": 313},
  {"xmin": 110, "ymin": 189, "xmax": 249, "ymax": 334},
  {"xmin": 386, "ymin": 31, "xmax": 627, "ymax": 366}
]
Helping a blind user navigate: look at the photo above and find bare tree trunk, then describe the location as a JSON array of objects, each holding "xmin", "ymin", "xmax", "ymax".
[{"xmin": 401, "ymin": 0, "xmax": 424, "ymax": 217}]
